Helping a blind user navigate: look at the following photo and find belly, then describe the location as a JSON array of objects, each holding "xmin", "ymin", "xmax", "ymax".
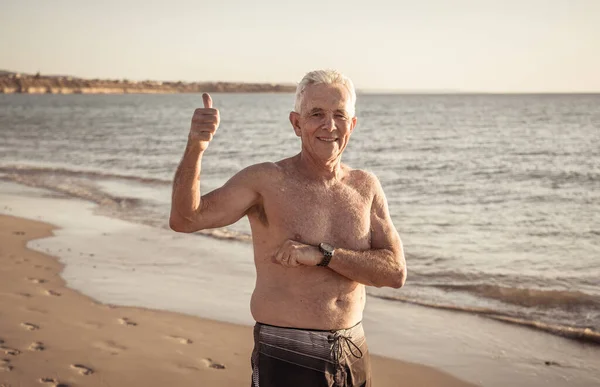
[
  {"xmin": 246, "ymin": 186, "xmax": 371, "ymax": 329},
  {"xmin": 250, "ymin": 263, "xmax": 366, "ymax": 330}
]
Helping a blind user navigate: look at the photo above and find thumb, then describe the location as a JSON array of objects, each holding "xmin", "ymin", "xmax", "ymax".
[{"xmin": 202, "ymin": 93, "xmax": 213, "ymax": 109}]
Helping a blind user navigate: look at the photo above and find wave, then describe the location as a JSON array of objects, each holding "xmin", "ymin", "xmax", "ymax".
[
  {"xmin": 369, "ymin": 293, "xmax": 600, "ymax": 345},
  {"xmin": 195, "ymin": 228, "xmax": 252, "ymax": 243},
  {"xmin": 0, "ymin": 164, "xmax": 172, "ymax": 186},
  {"xmin": 1, "ymin": 171, "xmax": 141, "ymax": 210},
  {"xmin": 510, "ymin": 151, "xmax": 571, "ymax": 157},
  {"xmin": 431, "ymin": 284, "xmax": 600, "ymax": 309},
  {"xmin": 1, "ymin": 165, "xmax": 255, "ymax": 244},
  {"xmin": 516, "ymin": 170, "xmax": 600, "ymax": 185}
]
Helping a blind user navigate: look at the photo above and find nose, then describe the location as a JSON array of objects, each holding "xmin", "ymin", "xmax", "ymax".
[{"xmin": 322, "ymin": 113, "xmax": 336, "ymax": 132}]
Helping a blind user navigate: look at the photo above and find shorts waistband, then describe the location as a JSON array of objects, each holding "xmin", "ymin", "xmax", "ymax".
[
  {"xmin": 256, "ymin": 321, "xmax": 363, "ymax": 333},
  {"xmin": 254, "ymin": 321, "xmax": 365, "ymax": 365}
]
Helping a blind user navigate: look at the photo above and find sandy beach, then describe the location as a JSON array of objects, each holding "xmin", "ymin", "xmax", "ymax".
[{"xmin": 0, "ymin": 214, "xmax": 476, "ymax": 387}]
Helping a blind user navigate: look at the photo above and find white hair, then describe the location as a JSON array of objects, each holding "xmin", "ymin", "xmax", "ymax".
[{"xmin": 294, "ymin": 69, "xmax": 356, "ymax": 117}]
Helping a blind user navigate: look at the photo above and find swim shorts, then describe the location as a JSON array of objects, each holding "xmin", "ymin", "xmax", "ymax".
[{"xmin": 251, "ymin": 321, "xmax": 371, "ymax": 387}]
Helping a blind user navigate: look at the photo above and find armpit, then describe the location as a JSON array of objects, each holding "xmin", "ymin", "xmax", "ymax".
[{"xmin": 247, "ymin": 200, "xmax": 269, "ymax": 226}]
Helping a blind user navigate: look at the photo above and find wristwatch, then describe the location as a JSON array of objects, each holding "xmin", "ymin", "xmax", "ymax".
[{"xmin": 317, "ymin": 243, "xmax": 335, "ymax": 267}]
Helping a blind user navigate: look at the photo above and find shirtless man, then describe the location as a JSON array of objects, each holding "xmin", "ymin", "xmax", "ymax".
[{"xmin": 170, "ymin": 69, "xmax": 406, "ymax": 387}]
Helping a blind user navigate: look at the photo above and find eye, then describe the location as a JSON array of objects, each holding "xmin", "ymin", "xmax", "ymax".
[{"xmin": 311, "ymin": 112, "xmax": 323, "ymax": 117}]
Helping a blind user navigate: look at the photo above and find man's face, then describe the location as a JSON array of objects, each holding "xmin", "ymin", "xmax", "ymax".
[{"xmin": 290, "ymin": 83, "xmax": 357, "ymax": 163}]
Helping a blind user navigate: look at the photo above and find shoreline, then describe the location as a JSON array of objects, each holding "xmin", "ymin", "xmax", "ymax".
[
  {"xmin": 1, "ymin": 160, "xmax": 598, "ymax": 346},
  {"xmin": 2, "ymin": 164, "xmax": 597, "ymax": 345},
  {"xmin": 0, "ymin": 214, "xmax": 476, "ymax": 387}
]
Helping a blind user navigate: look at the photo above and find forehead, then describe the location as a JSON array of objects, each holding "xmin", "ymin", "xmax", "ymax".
[{"xmin": 301, "ymin": 83, "xmax": 352, "ymax": 112}]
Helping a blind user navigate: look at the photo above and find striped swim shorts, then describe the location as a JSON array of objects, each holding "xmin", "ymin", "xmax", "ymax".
[{"xmin": 251, "ymin": 321, "xmax": 371, "ymax": 387}]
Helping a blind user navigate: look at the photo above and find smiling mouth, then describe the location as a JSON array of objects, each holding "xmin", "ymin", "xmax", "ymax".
[{"xmin": 317, "ymin": 137, "xmax": 338, "ymax": 142}]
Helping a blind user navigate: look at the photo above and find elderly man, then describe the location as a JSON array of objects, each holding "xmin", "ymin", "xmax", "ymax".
[{"xmin": 170, "ymin": 69, "xmax": 406, "ymax": 387}]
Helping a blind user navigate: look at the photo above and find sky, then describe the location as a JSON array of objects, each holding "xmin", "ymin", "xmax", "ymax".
[{"xmin": 1, "ymin": 0, "xmax": 599, "ymax": 92}]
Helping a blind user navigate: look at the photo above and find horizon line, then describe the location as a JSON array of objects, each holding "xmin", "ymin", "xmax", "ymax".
[{"xmin": 2, "ymin": 69, "xmax": 599, "ymax": 95}]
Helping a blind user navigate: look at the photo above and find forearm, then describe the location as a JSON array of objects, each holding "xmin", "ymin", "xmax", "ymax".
[
  {"xmin": 328, "ymin": 247, "xmax": 406, "ymax": 289},
  {"xmin": 170, "ymin": 141, "xmax": 204, "ymax": 225}
]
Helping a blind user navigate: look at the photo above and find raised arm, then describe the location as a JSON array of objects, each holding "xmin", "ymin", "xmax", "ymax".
[{"xmin": 169, "ymin": 93, "xmax": 261, "ymax": 233}]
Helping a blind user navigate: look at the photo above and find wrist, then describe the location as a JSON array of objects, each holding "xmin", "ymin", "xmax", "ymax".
[
  {"xmin": 317, "ymin": 243, "xmax": 335, "ymax": 267},
  {"xmin": 185, "ymin": 139, "xmax": 206, "ymax": 155}
]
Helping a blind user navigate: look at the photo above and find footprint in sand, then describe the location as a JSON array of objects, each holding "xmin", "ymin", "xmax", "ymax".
[
  {"xmin": 70, "ymin": 363, "xmax": 94, "ymax": 375},
  {"xmin": 201, "ymin": 358, "xmax": 226, "ymax": 370},
  {"xmin": 44, "ymin": 290, "xmax": 61, "ymax": 297},
  {"xmin": 118, "ymin": 318, "xmax": 137, "ymax": 326},
  {"xmin": 29, "ymin": 342, "xmax": 45, "ymax": 351},
  {"xmin": 0, "ymin": 345, "xmax": 21, "ymax": 356},
  {"xmin": 21, "ymin": 322, "xmax": 40, "ymax": 331},
  {"xmin": 27, "ymin": 278, "xmax": 46, "ymax": 284},
  {"xmin": 0, "ymin": 358, "xmax": 13, "ymax": 372},
  {"xmin": 167, "ymin": 335, "xmax": 193, "ymax": 344},
  {"xmin": 38, "ymin": 377, "xmax": 69, "ymax": 386}
]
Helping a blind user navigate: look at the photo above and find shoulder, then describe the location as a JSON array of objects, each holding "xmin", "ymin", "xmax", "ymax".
[
  {"xmin": 232, "ymin": 161, "xmax": 290, "ymax": 191},
  {"xmin": 242, "ymin": 161, "xmax": 281, "ymax": 174},
  {"xmin": 345, "ymin": 168, "xmax": 390, "ymax": 217},
  {"xmin": 226, "ymin": 162, "xmax": 281, "ymax": 191},
  {"xmin": 236, "ymin": 161, "xmax": 282, "ymax": 179},
  {"xmin": 343, "ymin": 166, "xmax": 383, "ymax": 195}
]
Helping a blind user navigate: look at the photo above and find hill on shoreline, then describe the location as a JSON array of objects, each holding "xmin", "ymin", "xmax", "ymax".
[{"xmin": 0, "ymin": 70, "xmax": 296, "ymax": 94}]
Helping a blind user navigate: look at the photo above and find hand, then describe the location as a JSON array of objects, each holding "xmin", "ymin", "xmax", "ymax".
[
  {"xmin": 273, "ymin": 239, "xmax": 322, "ymax": 268},
  {"xmin": 189, "ymin": 93, "xmax": 220, "ymax": 151}
]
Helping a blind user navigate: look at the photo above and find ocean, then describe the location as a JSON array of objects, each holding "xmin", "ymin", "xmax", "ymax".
[{"xmin": 1, "ymin": 92, "xmax": 599, "ymax": 344}]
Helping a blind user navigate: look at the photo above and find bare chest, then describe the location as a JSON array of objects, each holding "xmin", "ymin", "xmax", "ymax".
[{"xmin": 261, "ymin": 180, "xmax": 372, "ymax": 249}]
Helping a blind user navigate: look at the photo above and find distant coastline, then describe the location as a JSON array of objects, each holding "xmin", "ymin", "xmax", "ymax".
[{"xmin": 0, "ymin": 70, "xmax": 296, "ymax": 94}]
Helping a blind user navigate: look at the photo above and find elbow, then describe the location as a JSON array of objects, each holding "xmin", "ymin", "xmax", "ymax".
[
  {"xmin": 373, "ymin": 263, "xmax": 407, "ymax": 289},
  {"xmin": 169, "ymin": 215, "xmax": 198, "ymax": 233},
  {"xmin": 388, "ymin": 251, "xmax": 407, "ymax": 289},
  {"xmin": 169, "ymin": 218, "xmax": 190, "ymax": 233},
  {"xmin": 389, "ymin": 266, "xmax": 407, "ymax": 289}
]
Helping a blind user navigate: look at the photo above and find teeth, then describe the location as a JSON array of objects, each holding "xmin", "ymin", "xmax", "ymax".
[{"xmin": 318, "ymin": 138, "xmax": 336, "ymax": 142}]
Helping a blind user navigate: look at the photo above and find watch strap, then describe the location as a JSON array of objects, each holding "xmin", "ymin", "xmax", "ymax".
[{"xmin": 317, "ymin": 243, "xmax": 334, "ymax": 267}]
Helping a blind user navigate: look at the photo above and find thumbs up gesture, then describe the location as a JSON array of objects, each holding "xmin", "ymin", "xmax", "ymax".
[{"xmin": 189, "ymin": 93, "xmax": 220, "ymax": 151}]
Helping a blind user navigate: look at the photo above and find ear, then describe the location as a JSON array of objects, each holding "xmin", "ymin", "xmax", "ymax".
[
  {"xmin": 289, "ymin": 111, "xmax": 302, "ymax": 137},
  {"xmin": 349, "ymin": 116, "xmax": 357, "ymax": 134}
]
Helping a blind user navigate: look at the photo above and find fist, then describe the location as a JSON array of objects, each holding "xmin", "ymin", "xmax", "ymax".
[
  {"xmin": 189, "ymin": 93, "xmax": 220, "ymax": 151},
  {"xmin": 273, "ymin": 239, "xmax": 321, "ymax": 268}
]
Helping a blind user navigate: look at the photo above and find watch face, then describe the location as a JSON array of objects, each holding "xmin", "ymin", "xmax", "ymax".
[{"xmin": 320, "ymin": 243, "xmax": 334, "ymax": 254}]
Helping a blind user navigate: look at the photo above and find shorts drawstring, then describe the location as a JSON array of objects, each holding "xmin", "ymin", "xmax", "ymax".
[{"xmin": 328, "ymin": 330, "xmax": 364, "ymax": 364}]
